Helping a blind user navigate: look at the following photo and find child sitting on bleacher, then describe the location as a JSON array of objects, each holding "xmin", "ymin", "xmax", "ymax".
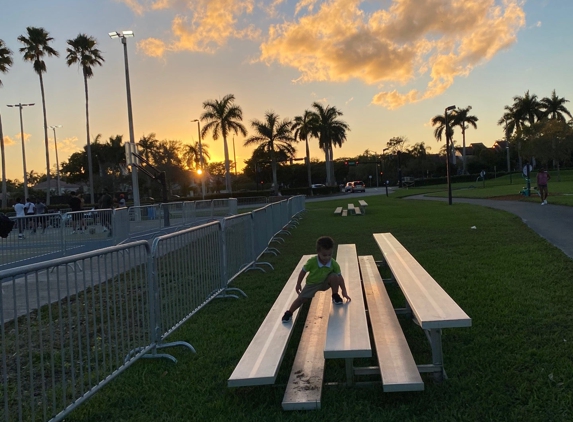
[{"xmin": 282, "ymin": 236, "xmax": 351, "ymax": 323}]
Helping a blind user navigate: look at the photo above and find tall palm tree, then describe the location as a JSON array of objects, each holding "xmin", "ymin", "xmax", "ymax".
[
  {"xmin": 292, "ymin": 110, "xmax": 318, "ymax": 190},
  {"xmin": 18, "ymin": 27, "xmax": 59, "ymax": 205},
  {"xmin": 200, "ymin": 94, "xmax": 247, "ymax": 194},
  {"xmin": 452, "ymin": 106, "xmax": 478, "ymax": 174},
  {"xmin": 66, "ymin": 33, "xmax": 104, "ymax": 204},
  {"xmin": 540, "ymin": 90, "xmax": 572, "ymax": 121},
  {"xmin": 498, "ymin": 105, "xmax": 525, "ymax": 170},
  {"xmin": 0, "ymin": 39, "xmax": 13, "ymax": 208},
  {"xmin": 244, "ymin": 112, "xmax": 295, "ymax": 194},
  {"xmin": 431, "ymin": 113, "xmax": 456, "ymax": 167},
  {"xmin": 513, "ymin": 90, "xmax": 543, "ymax": 126},
  {"xmin": 309, "ymin": 103, "xmax": 349, "ymax": 186}
]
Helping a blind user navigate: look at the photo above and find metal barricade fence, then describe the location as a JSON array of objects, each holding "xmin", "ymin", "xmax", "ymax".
[
  {"xmin": 222, "ymin": 214, "xmax": 255, "ymax": 283},
  {"xmin": 128, "ymin": 205, "xmax": 161, "ymax": 235},
  {"xmin": 0, "ymin": 241, "xmax": 152, "ymax": 422},
  {"xmin": 0, "ymin": 195, "xmax": 306, "ymax": 420},
  {"xmin": 213, "ymin": 198, "xmax": 237, "ymax": 216},
  {"xmin": 150, "ymin": 222, "xmax": 224, "ymax": 342},
  {"xmin": 194, "ymin": 200, "xmax": 213, "ymax": 218},
  {"xmin": 160, "ymin": 202, "xmax": 184, "ymax": 228},
  {"xmin": 1, "ymin": 214, "xmax": 64, "ymax": 267},
  {"xmin": 182, "ymin": 201, "xmax": 196, "ymax": 222},
  {"xmin": 112, "ymin": 208, "xmax": 130, "ymax": 244}
]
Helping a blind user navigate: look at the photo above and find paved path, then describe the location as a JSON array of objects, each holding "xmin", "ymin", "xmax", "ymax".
[{"xmin": 407, "ymin": 194, "xmax": 573, "ymax": 260}]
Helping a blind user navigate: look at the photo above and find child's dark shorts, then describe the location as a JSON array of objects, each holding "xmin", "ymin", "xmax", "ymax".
[{"xmin": 299, "ymin": 273, "xmax": 337, "ymax": 299}]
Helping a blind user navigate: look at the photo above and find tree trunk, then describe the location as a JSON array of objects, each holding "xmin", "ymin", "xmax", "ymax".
[
  {"xmin": 270, "ymin": 140, "xmax": 278, "ymax": 195},
  {"xmin": 323, "ymin": 147, "xmax": 330, "ymax": 185},
  {"xmin": 39, "ymin": 73, "xmax": 51, "ymax": 205},
  {"xmin": 84, "ymin": 73, "xmax": 95, "ymax": 204},
  {"xmin": 462, "ymin": 127, "xmax": 467, "ymax": 174},
  {"xmin": 305, "ymin": 137, "xmax": 312, "ymax": 190},
  {"xmin": 222, "ymin": 135, "xmax": 232, "ymax": 194},
  {"xmin": 0, "ymin": 114, "xmax": 7, "ymax": 208}
]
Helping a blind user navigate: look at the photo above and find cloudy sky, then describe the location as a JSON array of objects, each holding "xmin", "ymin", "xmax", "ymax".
[{"xmin": 1, "ymin": 0, "xmax": 571, "ymax": 181}]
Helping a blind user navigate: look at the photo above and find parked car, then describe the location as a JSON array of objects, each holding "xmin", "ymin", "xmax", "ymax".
[
  {"xmin": 345, "ymin": 181, "xmax": 366, "ymax": 193},
  {"xmin": 311, "ymin": 184, "xmax": 326, "ymax": 188}
]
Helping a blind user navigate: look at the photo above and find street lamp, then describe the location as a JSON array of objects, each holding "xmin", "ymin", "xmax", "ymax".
[
  {"xmin": 444, "ymin": 105, "xmax": 456, "ymax": 205},
  {"xmin": 7, "ymin": 103, "xmax": 35, "ymax": 201},
  {"xmin": 109, "ymin": 30, "xmax": 140, "ymax": 207},
  {"xmin": 49, "ymin": 125, "xmax": 62, "ymax": 195},
  {"xmin": 191, "ymin": 119, "xmax": 206, "ymax": 200}
]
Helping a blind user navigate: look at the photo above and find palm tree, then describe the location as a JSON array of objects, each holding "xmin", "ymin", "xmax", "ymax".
[
  {"xmin": 244, "ymin": 112, "xmax": 295, "ymax": 194},
  {"xmin": 452, "ymin": 106, "xmax": 478, "ymax": 174},
  {"xmin": 292, "ymin": 110, "xmax": 318, "ymax": 190},
  {"xmin": 513, "ymin": 90, "xmax": 543, "ymax": 126},
  {"xmin": 200, "ymin": 94, "xmax": 247, "ymax": 194},
  {"xmin": 138, "ymin": 133, "xmax": 159, "ymax": 164},
  {"xmin": 431, "ymin": 113, "xmax": 456, "ymax": 168},
  {"xmin": 540, "ymin": 90, "xmax": 572, "ymax": 121},
  {"xmin": 183, "ymin": 141, "xmax": 210, "ymax": 170},
  {"xmin": 18, "ymin": 27, "xmax": 59, "ymax": 205},
  {"xmin": 0, "ymin": 39, "xmax": 13, "ymax": 208},
  {"xmin": 66, "ymin": 33, "xmax": 104, "ymax": 204},
  {"xmin": 309, "ymin": 103, "xmax": 349, "ymax": 186}
]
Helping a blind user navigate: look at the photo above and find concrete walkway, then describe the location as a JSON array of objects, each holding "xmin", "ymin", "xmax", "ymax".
[{"xmin": 407, "ymin": 194, "xmax": 573, "ymax": 260}]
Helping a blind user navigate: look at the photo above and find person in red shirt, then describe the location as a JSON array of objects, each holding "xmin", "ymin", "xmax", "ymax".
[{"xmin": 536, "ymin": 168, "xmax": 551, "ymax": 205}]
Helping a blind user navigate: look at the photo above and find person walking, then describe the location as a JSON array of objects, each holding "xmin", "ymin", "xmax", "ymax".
[
  {"xmin": 537, "ymin": 168, "xmax": 551, "ymax": 205},
  {"xmin": 97, "ymin": 189, "xmax": 113, "ymax": 235},
  {"xmin": 24, "ymin": 197, "xmax": 36, "ymax": 233},
  {"xmin": 13, "ymin": 197, "xmax": 26, "ymax": 239}
]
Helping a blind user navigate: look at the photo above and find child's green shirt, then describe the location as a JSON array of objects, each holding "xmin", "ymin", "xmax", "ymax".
[{"xmin": 303, "ymin": 256, "xmax": 341, "ymax": 285}]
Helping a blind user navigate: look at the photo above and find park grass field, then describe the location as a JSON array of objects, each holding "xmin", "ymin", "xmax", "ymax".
[{"xmin": 66, "ymin": 192, "xmax": 573, "ymax": 422}]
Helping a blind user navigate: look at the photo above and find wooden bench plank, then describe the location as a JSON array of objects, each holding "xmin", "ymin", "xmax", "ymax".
[
  {"xmin": 282, "ymin": 291, "xmax": 329, "ymax": 410},
  {"xmin": 358, "ymin": 200, "xmax": 368, "ymax": 214},
  {"xmin": 341, "ymin": 210, "xmax": 348, "ymax": 217},
  {"xmin": 347, "ymin": 204, "xmax": 355, "ymax": 214},
  {"xmin": 324, "ymin": 244, "xmax": 371, "ymax": 359},
  {"xmin": 334, "ymin": 207, "xmax": 343, "ymax": 215},
  {"xmin": 354, "ymin": 208, "xmax": 362, "ymax": 216},
  {"xmin": 359, "ymin": 255, "xmax": 424, "ymax": 392},
  {"xmin": 373, "ymin": 233, "xmax": 472, "ymax": 329},
  {"xmin": 228, "ymin": 255, "xmax": 313, "ymax": 387}
]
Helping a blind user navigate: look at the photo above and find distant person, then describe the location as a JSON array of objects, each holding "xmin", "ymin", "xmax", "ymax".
[
  {"xmin": 69, "ymin": 191, "xmax": 85, "ymax": 233},
  {"xmin": 118, "ymin": 194, "xmax": 126, "ymax": 208},
  {"xmin": 281, "ymin": 236, "xmax": 351, "ymax": 323},
  {"xmin": 97, "ymin": 189, "xmax": 113, "ymax": 235},
  {"xmin": 13, "ymin": 197, "xmax": 26, "ymax": 239},
  {"xmin": 536, "ymin": 168, "xmax": 551, "ymax": 205},
  {"xmin": 35, "ymin": 198, "xmax": 47, "ymax": 233},
  {"xmin": 24, "ymin": 197, "xmax": 36, "ymax": 233}
]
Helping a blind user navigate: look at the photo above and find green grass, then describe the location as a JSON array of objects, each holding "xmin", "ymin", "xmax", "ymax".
[{"xmin": 65, "ymin": 194, "xmax": 573, "ymax": 422}]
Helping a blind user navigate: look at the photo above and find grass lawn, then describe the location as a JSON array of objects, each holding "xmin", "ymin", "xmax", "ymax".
[{"xmin": 66, "ymin": 193, "xmax": 573, "ymax": 422}]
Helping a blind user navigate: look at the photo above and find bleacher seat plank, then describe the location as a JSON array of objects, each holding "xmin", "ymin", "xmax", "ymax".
[
  {"xmin": 282, "ymin": 291, "xmax": 329, "ymax": 410},
  {"xmin": 228, "ymin": 255, "xmax": 313, "ymax": 387},
  {"xmin": 334, "ymin": 207, "xmax": 343, "ymax": 215},
  {"xmin": 359, "ymin": 255, "xmax": 424, "ymax": 392},
  {"xmin": 358, "ymin": 200, "xmax": 368, "ymax": 214},
  {"xmin": 342, "ymin": 210, "xmax": 348, "ymax": 217},
  {"xmin": 373, "ymin": 233, "xmax": 471, "ymax": 329},
  {"xmin": 347, "ymin": 204, "xmax": 355, "ymax": 214},
  {"xmin": 354, "ymin": 208, "xmax": 362, "ymax": 216},
  {"xmin": 324, "ymin": 244, "xmax": 371, "ymax": 359}
]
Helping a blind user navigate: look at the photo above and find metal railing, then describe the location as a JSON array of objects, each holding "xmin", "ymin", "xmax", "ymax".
[{"xmin": 1, "ymin": 196, "xmax": 306, "ymax": 421}]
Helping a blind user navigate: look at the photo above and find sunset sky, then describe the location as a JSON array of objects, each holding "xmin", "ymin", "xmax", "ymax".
[{"xmin": 1, "ymin": 0, "xmax": 571, "ymax": 182}]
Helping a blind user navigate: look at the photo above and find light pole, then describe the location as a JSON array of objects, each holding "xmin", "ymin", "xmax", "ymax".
[
  {"xmin": 7, "ymin": 103, "xmax": 34, "ymax": 201},
  {"xmin": 0, "ymin": 112, "xmax": 7, "ymax": 208},
  {"xmin": 191, "ymin": 119, "xmax": 206, "ymax": 200},
  {"xmin": 109, "ymin": 30, "xmax": 140, "ymax": 207},
  {"xmin": 444, "ymin": 105, "xmax": 456, "ymax": 205},
  {"xmin": 49, "ymin": 125, "xmax": 62, "ymax": 195}
]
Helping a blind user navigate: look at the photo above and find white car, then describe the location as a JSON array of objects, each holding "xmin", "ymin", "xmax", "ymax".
[{"xmin": 345, "ymin": 181, "xmax": 366, "ymax": 193}]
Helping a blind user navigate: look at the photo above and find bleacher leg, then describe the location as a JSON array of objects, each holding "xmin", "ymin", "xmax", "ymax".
[
  {"xmin": 345, "ymin": 359, "xmax": 355, "ymax": 386},
  {"xmin": 429, "ymin": 328, "xmax": 445, "ymax": 383}
]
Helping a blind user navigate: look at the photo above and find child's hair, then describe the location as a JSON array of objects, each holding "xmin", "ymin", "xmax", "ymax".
[{"xmin": 316, "ymin": 236, "xmax": 334, "ymax": 251}]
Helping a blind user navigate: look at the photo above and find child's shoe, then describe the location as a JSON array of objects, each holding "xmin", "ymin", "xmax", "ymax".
[
  {"xmin": 281, "ymin": 310, "xmax": 293, "ymax": 323},
  {"xmin": 332, "ymin": 293, "xmax": 343, "ymax": 305}
]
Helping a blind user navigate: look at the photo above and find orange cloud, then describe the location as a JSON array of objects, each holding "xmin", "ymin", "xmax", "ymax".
[
  {"xmin": 3, "ymin": 136, "xmax": 15, "ymax": 146},
  {"xmin": 260, "ymin": 0, "xmax": 526, "ymax": 109},
  {"xmin": 136, "ymin": 0, "xmax": 258, "ymax": 55}
]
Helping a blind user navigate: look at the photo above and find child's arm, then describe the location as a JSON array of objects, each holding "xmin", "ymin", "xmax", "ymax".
[
  {"xmin": 295, "ymin": 269, "xmax": 306, "ymax": 294},
  {"xmin": 339, "ymin": 274, "xmax": 351, "ymax": 301}
]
